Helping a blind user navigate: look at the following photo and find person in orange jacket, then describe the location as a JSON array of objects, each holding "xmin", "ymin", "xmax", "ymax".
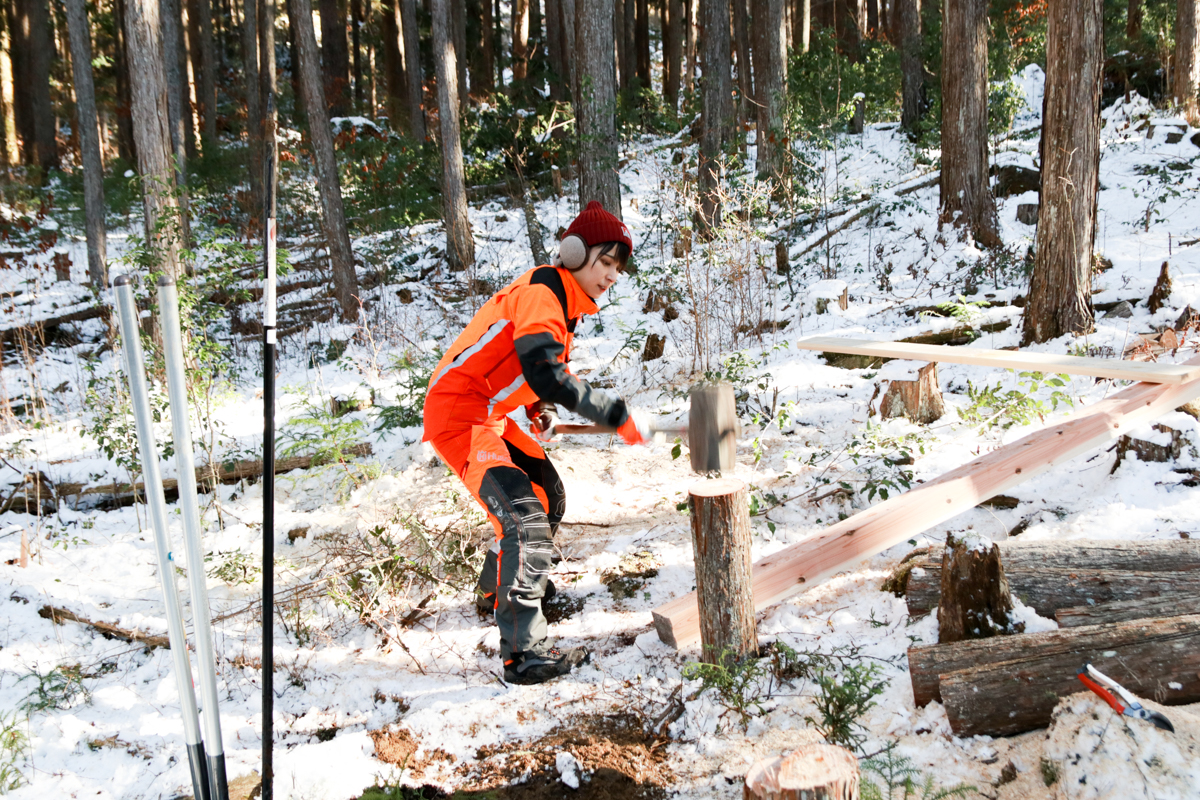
[{"xmin": 422, "ymin": 201, "xmax": 651, "ymax": 684}]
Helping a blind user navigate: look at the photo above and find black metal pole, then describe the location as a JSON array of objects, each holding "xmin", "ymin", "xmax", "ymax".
[{"xmin": 261, "ymin": 89, "xmax": 278, "ymax": 800}]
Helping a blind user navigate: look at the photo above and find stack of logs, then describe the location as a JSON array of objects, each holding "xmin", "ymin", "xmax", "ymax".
[{"xmin": 896, "ymin": 536, "xmax": 1200, "ymax": 736}]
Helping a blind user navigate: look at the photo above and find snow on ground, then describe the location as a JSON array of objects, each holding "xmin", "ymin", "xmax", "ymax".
[{"xmin": 2, "ymin": 68, "xmax": 1200, "ymax": 799}]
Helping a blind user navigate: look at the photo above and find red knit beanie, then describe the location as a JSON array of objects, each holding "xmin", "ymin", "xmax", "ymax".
[{"xmin": 565, "ymin": 201, "xmax": 632, "ymax": 250}]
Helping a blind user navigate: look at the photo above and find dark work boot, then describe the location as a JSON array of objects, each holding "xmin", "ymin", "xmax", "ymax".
[{"xmin": 503, "ymin": 641, "xmax": 590, "ymax": 685}]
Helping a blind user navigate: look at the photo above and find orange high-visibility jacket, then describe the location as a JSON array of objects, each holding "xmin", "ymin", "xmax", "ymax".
[{"xmin": 422, "ymin": 265, "xmax": 630, "ymax": 440}]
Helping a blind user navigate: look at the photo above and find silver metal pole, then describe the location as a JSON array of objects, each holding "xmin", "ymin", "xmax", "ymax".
[
  {"xmin": 157, "ymin": 276, "xmax": 230, "ymax": 800},
  {"xmin": 112, "ymin": 276, "xmax": 211, "ymax": 800}
]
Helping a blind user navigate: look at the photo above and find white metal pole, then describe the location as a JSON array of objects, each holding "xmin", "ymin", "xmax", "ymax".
[
  {"xmin": 113, "ymin": 275, "xmax": 210, "ymax": 800},
  {"xmin": 157, "ymin": 276, "xmax": 230, "ymax": 800}
]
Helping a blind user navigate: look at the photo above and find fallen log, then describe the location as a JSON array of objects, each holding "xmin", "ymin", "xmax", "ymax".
[
  {"xmin": 39, "ymin": 604, "xmax": 171, "ymax": 649},
  {"xmin": 905, "ymin": 539, "xmax": 1200, "ymax": 616},
  {"xmin": 911, "ymin": 614, "xmax": 1200, "ymax": 736},
  {"xmin": 651, "ymin": 357, "xmax": 1200, "ymax": 650},
  {"xmin": 1055, "ymin": 592, "xmax": 1200, "ymax": 627},
  {"xmin": 14, "ymin": 443, "xmax": 374, "ymax": 505}
]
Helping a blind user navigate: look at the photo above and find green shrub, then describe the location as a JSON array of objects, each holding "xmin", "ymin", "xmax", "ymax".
[{"xmin": 805, "ymin": 661, "xmax": 888, "ymax": 751}]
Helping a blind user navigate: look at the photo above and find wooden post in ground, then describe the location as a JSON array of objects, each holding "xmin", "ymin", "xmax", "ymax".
[
  {"xmin": 743, "ymin": 744, "xmax": 860, "ymax": 799},
  {"xmin": 673, "ymin": 478, "xmax": 758, "ymax": 662}
]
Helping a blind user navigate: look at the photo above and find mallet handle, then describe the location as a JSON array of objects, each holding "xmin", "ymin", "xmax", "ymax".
[{"xmin": 555, "ymin": 423, "xmax": 688, "ymax": 436}]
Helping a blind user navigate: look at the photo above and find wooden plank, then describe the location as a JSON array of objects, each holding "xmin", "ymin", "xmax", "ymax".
[
  {"xmin": 796, "ymin": 335, "xmax": 1200, "ymax": 384},
  {"xmin": 905, "ymin": 539, "xmax": 1200, "ymax": 616},
  {"xmin": 651, "ymin": 356, "xmax": 1200, "ymax": 649},
  {"xmin": 921, "ymin": 615, "xmax": 1200, "ymax": 736},
  {"xmin": 1055, "ymin": 592, "xmax": 1200, "ymax": 627}
]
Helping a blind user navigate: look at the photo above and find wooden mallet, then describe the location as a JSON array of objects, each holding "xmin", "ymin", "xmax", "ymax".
[{"xmin": 553, "ymin": 382, "xmax": 740, "ymax": 473}]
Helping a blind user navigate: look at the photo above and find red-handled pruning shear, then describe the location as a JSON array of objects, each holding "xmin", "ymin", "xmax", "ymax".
[{"xmin": 1077, "ymin": 663, "xmax": 1175, "ymax": 732}]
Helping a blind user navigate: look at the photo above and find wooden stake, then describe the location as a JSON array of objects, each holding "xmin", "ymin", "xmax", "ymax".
[
  {"xmin": 652, "ymin": 357, "xmax": 1200, "ymax": 649},
  {"xmin": 743, "ymin": 744, "xmax": 860, "ymax": 799},
  {"xmin": 661, "ymin": 479, "xmax": 758, "ymax": 661},
  {"xmin": 18, "ymin": 528, "xmax": 27, "ymax": 568}
]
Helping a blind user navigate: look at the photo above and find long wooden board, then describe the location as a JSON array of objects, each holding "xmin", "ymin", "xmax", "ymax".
[
  {"xmin": 651, "ymin": 355, "xmax": 1200, "ymax": 649},
  {"xmin": 795, "ymin": 335, "xmax": 1200, "ymax": 384}
]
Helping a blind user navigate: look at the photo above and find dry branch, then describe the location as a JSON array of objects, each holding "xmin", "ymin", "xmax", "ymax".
[{"xmin": 38, "ymin": 604, "xmax": 171, "ymax": 649}]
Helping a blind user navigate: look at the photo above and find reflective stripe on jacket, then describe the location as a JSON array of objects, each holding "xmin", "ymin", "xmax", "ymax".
[{"xmin": 422, "ymin": 265, "xmax": 629, "ymax": 440}]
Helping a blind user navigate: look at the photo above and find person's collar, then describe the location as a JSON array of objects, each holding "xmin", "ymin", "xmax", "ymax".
[{"xmin": 558, "ymin": 266, "xmax": 600, "ymax": 316}]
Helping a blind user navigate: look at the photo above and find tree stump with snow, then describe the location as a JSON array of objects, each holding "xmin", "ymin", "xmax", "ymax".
[
  {"xmin": 689, "ymin": 479, "xmax": 759, "ymax": 665},
  {"xmin": 1113, "ymin": 423, "xmax": 1185, "ymax": 472},
  {"xmin": 1149, "ymin": 260, "xmax": 1172, "ymax": 313},
  {"xmin": 743, "ymin": 744, "xmax": 860, "ymax": 800},
  {"xmin": 937, "ymin": 532, "xmax": 1018, "ymax": 644},
  {"xmin": 877, "ymin": 362, "xmax": 945, "ymax": 424}
]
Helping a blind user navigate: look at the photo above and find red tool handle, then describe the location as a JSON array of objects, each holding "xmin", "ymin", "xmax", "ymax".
[{"xmin": 1078, "ymin": 670, "xmax": 1126, "ymax": 715}]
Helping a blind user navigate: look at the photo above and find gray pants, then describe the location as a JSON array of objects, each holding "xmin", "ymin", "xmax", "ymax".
[{"xmin": 477, "ymin": 466, "xmax": 559, "ymax": 661}]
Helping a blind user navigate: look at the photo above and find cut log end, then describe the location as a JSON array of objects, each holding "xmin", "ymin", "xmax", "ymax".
[{"xmin": 744, "ymin": 744, "xmax": 860, "ymax": 800}]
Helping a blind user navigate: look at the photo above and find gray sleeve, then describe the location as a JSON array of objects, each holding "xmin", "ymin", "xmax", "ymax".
[{"xmin": 514, "ymin": 332, "xmax": 629, "ymax": 427}]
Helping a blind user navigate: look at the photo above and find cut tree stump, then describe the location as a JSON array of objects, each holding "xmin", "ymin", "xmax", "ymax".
[
  {"xmin": 908, "ymin": 613, "xmax": 1200, "ymax": 716},
  {"xmin": 904, "ymin": 538, "xmax": 1200, "ymax": 617},
  {"xmin": 911, "ymin": 614, "xmax": 1200, "ymax": 736},
  {"xmin": 1112, "ymin": 423, "xmax": 1185, "ymax": 471},
  {"xmin": 657, "ymin": 479, "xmax": 758, "ymax": 661},
  {"xmin": 937, "ymin": 533, "xmax": 1017, "ymax": 644},
  {"xmin": 743, "ymin": 744, "xmax": 860, "ymax": 800},
  {"xmin": 878, "ymin": 362, "xmax": 945, "ymax": 424},
  {"xmin": 1016, "ymin": 203, "xmax": 1039, "ymax": 225},
  {"xmin": 1149, "ymin": 261, "xmax": 1172, "ymax": 313},
  {"xmin": 1055, "ymin": 592, "xmax": 1200, "ymax": 627}
]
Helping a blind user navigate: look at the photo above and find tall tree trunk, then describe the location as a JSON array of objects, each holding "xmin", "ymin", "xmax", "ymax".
[
  {"xmin": 352, "ymin": 0, "xmax": 364, "ymax": 110},
  {"xmin": 793, "ymin": 0, "xmax": 810, "ymax": 52},
  {"xmin": 399, "ymin": 0, "xmax": 425, "ymax": 140},
  {"xmin": 834, "ymin": 0, "xmax": 859, "ymax": 58},
  {"xmin": 1023, "ymin": 0, "xmax": 1101, "ymax": 344},
  {"xmin": 636, "ymin": 0, "xmax": 650, "ymax": 89},
  {"xmin": 242, "ymin": 0, "xmax": 263, "ymax": 226},
  {"xmin": 8, "ymin": 0, "xmax": 33, "ymax": 166},
  {"xmin": 731, "ymin": 0, "xmax": 752, "ymax": 126},
  {"xmin": 431, "ymin": 0, "xmax": 475, "ymax": 270},
  {"xmin": 561, "ymin": 0, "xmax": 576, "ymax": 95},
  {"xmin": 574, "ymin": 0, "xmax": 622, "ymax": 216},
  {"xmin": 815, "ymin": 0, "xmax": 833, "ymax": 29},
  {"xmin": 320, "ymin": 0, "xmax": 351, "ymax": 115},
  {"xmin": 698, "ymin": 0, "xmax": 732, "ymax": 234},
  {"xmin": 26, "ymin": 0, "xmax": 58, "ymax": 172},
  {"xmin": 194, "ymin": 0, "xmax": 217, "ymax": 143},
  {"xmin": 1128, "ymin": 0, "xmax": 1142, "ymax": 39},
  {"xmin": 938, "ymin": 0, "xmax": 999, "ymax": 247},
  {"xmin": 161, "ymin": 0, "xmax": 189, "ymax": 190},
  {"xmin": 897, "ymin": 0, "xmax": 922, "ymax": 129},
  {"xmin": 63, "ymin": 0, "xmax": 108, "ymax": 287},
  {"xmin": 287, "ymin": 0, "xmax": 360, "ymax": 320},
  {"xmin": 866, "ymin": 0, "xmax": 877, "ymax": 34},
  {"xmin": 170, "ymin": 0, "xmax": 197, "ymax": 158},
  {"xmin": 0, "ymin": 11, "xmax": 13, "ymax": 168},
  {"xmin": 1177, "ymin": 0, "xmax": 1200, "ymax": 125},
  {"xmin": 621, "ymin": 0, "xmax": 635, "ymax": 92},
  {"xmin": 114, "ymin": 0, "xmax": 137, "ymax": 162},
  {"xmin": 753, "ymin": 0, "xmax": 785, "ymax": 180},
  {"xmin": 479, "ymin": 0, "xmax": 495, "ymax": 93},
  {"xmin": 545, "ymin": 0, "xmax": 564, "ymax": 99},
  {"xmin": 124, "ymin": 0, "xmax": 183, "ymax": 277},
  {"xmin": 512, "ymin": 0, "xmax": 530, "ymax": 87},
  {"xmin": 684, "ymin": 0, "xmax": 697, "ymax": 94},
  {"xmin": 664, "ymin": 0, "xmax": 682, "ymax": 112},
  {"xmin": 453, "ymin": 0, "xmax": 467, "ymax": 110},
  {"xmin": 382, "ymin": 0, "xmax": 408, "ymax": 127}
]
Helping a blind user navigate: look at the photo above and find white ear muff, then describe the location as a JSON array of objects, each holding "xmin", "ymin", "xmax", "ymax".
[{"xmin": 558, "ymin": 234, "xmax": 588, "ymax": 269}]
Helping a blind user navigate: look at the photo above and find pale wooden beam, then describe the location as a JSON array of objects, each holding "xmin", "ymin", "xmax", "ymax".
[
  {"xmin": 651, "ymin": 356, "xmax": 1200, "ymax": 649},
  {"xmin": 795, "ymin": 335, "xmax": 1200, "ymax": 384}
]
